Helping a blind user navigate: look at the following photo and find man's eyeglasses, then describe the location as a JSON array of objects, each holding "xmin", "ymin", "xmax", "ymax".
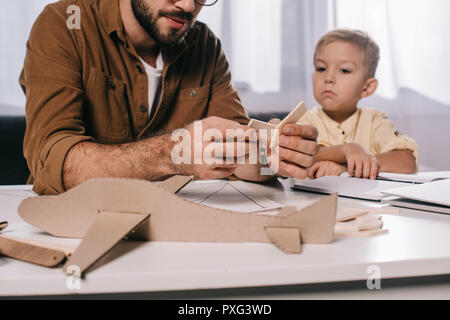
[{"xmin": 195, "ymin": 0, "xmax": 219, "ymax": 6}]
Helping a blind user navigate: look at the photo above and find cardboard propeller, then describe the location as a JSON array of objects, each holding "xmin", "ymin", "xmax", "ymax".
[{"xmin": 18, "ymin": 176, "xmax": 337, "ymax": 275}]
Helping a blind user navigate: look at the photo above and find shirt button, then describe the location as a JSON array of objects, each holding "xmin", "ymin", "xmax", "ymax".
[
  {"xmin": 107, "ymin": 79, "xmax": 115, "ymax": 90},
  {"xmin": 139, "ymin": 105, "xmax": 148, "ymax": 113},
  {"xmin": 136, "ymin": 64, "xmax": 144, "ymax": 74},
  {"xmin": 189, "ymin": 90, "xmax": 197, "ymax": 97}
]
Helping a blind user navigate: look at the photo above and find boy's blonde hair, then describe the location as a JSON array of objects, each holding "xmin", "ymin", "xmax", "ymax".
[{"xmin": 314, "ymin": 29, "xmax": 380, "ymax": 78}]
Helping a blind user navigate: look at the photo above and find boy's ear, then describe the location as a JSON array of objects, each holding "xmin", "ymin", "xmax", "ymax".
[{"xmin": 361, "ymin": 78, "xmax": 378, "ymax": 98}]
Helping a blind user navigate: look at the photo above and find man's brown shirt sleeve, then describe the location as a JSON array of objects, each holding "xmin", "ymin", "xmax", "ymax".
[{"xmin": 20, "ymin": 0, "xmax": 249, "ymax": 195}]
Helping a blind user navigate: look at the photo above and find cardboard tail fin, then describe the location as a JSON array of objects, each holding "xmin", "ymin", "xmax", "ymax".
[
  {"xmin": 265, "ymin": 227, "xmax": 302, "ymax": 254},
  {"xmin": 63, "ymin": 210, "xmax": 150, "ymax": 275}
]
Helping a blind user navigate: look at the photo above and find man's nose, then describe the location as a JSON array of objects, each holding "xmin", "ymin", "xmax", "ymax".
[{"xmin": 174, "ymin": 0, "xmax": 196, "ymax": 13}]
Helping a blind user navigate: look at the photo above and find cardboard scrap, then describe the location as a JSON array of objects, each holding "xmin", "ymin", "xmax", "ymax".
[
  {"xmin": 275, "ymin": 102, "xmax": 308, "ymax": 134},
  {"xmin": 1, "ymin": 235, "xmax": 75, "ymax": 257},
  {"xmin": 340, "ymin": 206, "xmax": 399, "ymax": 216},
  {"xmin": 335, "ymin": 219, "xmax": 383, "ymax": 232},
  {"xmin": 18, "ymin": 177, "xmax": 337, "ymax": 275},
  {"xmin": 265, "ymin": 227, "xmax": 302, "ymax": 254},
  {"xmin": 248, "ymin": 119, "xmax": 277, "ymax": 131},
  {"xmin": 248, "ymin": 101, "xmax": 307, "ymax": 149},
  {"xmin": 336, "ymin": 207, "xmax": 369, "ymax": 222},
  {"xmin": 0, "ymin": 235, "xmax": 72, "ymax": 267},
  {"xmin": 335, "ymin": 207, "xmax": 389, "ymax": 237},
  {"xmin": 356, "ymin": 214, "xmax": 382, "ymax": 222},
  {"xmin": 157, "ymin": 175, "xmax": 194, "ymax": 194},
  {"xmin": 334, "ymin": 229, "xmax": 389, "ymax": 238}
]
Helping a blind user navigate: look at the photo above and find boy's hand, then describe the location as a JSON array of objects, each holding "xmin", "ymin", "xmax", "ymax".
[
  {"xmin": 308, "ymin": 161, "xmax": 346, "ymax": 179},
  {"xmin": 344, "ymin": 143, "xmax": 380, "ymax": 179}
]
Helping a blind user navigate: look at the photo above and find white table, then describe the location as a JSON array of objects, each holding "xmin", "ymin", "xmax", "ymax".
[{"xmin": 1, "ymin": 180, "xmax": 450, "ymax": 299}]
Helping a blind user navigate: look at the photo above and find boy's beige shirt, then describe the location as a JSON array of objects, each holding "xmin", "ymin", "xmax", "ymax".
[{"xmin": 297, "ymin": 106, "xmax": 419, "ymax": 163}]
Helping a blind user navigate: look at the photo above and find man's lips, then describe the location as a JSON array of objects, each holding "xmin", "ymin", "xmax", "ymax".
[{"xmin": 163, "ymin": 15, "xmax": 190, "ymax": 29}]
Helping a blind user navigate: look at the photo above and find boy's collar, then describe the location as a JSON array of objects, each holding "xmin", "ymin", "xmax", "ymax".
[{"xmin": 318, "ymin": 107, "xmax": 361, "ymax": 131}]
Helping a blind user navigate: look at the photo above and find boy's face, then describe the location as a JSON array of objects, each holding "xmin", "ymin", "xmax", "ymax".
[{"xmin": 313, "ymin": 41, "xmax": 376, "ymax": 117}]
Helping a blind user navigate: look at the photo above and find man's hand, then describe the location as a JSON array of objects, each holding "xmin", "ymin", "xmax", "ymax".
[
  {"xmin": 308, "ymin": 161, "xmax": 347, "ymax": 179},
  {"xmin": 174, "ymin": 116, "xmax": 256, "ymax": 180},
  {"xmin": 344, "ymin": 143, "xmax": 380, "ymax": 179},
  {"xmin": 275, "ymin": 123, "xmax": 319, "ymax": 179}
]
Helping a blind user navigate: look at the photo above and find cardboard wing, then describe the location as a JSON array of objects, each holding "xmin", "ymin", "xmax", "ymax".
[{"xmin": 18, "ymin": 177, "xmax": 337, "ymax": 275}]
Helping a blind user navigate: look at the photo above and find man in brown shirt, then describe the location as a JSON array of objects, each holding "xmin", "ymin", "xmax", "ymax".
[{"xmin": 20, "ymin": 0, "xmax": 318, "ymax": 195}]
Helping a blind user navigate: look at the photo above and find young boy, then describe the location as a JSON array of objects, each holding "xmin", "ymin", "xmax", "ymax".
[{"xmin": 298, "ymin": 29, "xmax": 418, "ymax": 180}]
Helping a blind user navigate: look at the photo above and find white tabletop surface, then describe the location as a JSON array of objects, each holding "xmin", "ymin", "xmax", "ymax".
[{"xmin": 1, "ymin": 180, "xmax": 450, "ymax": 298}]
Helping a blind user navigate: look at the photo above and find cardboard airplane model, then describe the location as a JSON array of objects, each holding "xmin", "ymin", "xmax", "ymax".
[
  {"xmin": 13, "ymin": 102, "xmax": 336, "ymax": 275},
  {"xmin": 17, "ymin": 175, "xmax": 337, "ymax": 276}
]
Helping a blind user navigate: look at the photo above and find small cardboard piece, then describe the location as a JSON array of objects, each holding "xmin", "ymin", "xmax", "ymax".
[
  {"xmin": 275, "ymin": 102, "xmax": 308, "ymax": 133},
  {"xmin": 18, "ymin": 177, "xmax": 337, "ymax": 275},
  {"xmin": 0, "ymin": 235, "xmax": 70, "ymax": 267},
  {"xmin": 334, "ymin": 229, "xmax": 389, "ymax": 237},
  {"xmin": 265, "ymin": 227, "xmax": 302, "ymax": 253},
  {"xmin": 336, "ymin": 208, "xmax": 369, "ymax": 222},
  {"xmin": 1, "ymin": 235, "xmax": 75, "ymax": 256},
  {"xmin": 335, "ymin": 219, "xmax": 383, "ymax": 232},
  {"xmin": 248, "ymin": 119, "xmax": 277, "ymax": 131},
  {"xmin": 356, "ymin": 214, "xmax": 382, "ymax": 222},
  {"xmin": 157, "ymin": 175, "xmax": 194, "ymax": 194},
  {"xmin": 340, "ymin": 206, "xmax": 399, "ymax": 217},
  {"xmin": 335, "ymin": 207, "xmax": 388, "ymax": 237},
  {"xmin": 248, "ymin": 102, "xmax": 307, "ymax": 149},
  {"xmin": 270, "ymin": 102, "xmax": 308, "ymax": 149}
]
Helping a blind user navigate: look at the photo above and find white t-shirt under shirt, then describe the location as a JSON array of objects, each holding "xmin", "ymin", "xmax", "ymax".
[{"xmin": 139, "ymin": 52, "xmax": 164, "ymax": 120}]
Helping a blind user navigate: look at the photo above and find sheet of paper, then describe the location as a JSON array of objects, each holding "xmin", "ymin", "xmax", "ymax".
[
  {"xmin": 293, "ymin": 176, "xmax": 409, "ymax": 201},
  {"xmin": 178, "ymin": 180, "xmax": 282, "ymax": 214},
  {"xmin": 382, "ymin": 196, "xmax": 450, "ymax": 215},
  {"xmin": 382, "ymin": 179, "xmax": 450, "ymax": 207},
  {"xmin": 378, "ymin": 171, "xmax": 450, "ymax": 184}
]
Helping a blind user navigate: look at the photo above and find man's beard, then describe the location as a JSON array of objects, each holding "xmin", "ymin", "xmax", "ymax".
[{"xmin": 131, "ymin": 0, "xmax": 195, "ymax": 47}]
